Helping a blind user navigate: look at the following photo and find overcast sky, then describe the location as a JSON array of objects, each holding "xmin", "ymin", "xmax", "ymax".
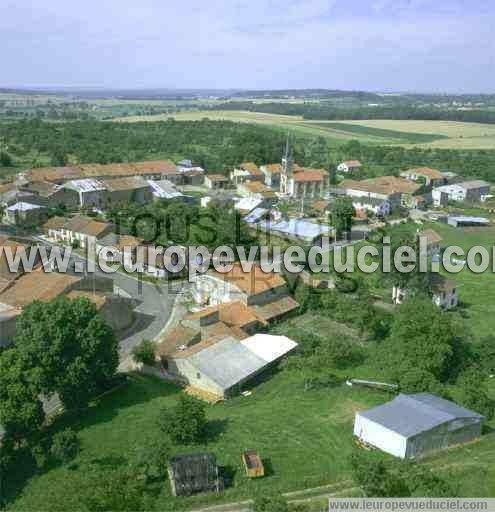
[{"xmin": 1, "ymin": 0, "xmax": 494, "ymax": 93}]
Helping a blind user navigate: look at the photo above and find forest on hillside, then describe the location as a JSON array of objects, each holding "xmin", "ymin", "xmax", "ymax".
[{"xmin": 1, "ymin": 119, "xmax": 495, "ymax": 182}]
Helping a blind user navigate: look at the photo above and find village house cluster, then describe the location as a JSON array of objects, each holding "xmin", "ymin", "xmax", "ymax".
[{"xmin": 0, "ymin": 140, "xmax": 492, "ymax": 501}]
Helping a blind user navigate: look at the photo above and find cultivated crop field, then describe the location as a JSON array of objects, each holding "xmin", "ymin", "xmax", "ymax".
[
  {"xmin": 114, "ymin": 110, "xmax": 495, "ymax": 149},
  {"xmin": 337, "ymin": 119, "xmax": 495, "ymax": 149}
]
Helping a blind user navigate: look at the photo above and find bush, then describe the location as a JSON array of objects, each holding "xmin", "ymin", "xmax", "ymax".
[
  {"xmin": 350, "ymin": 450, "xmax": 407, "ymax": 497},
  {"xmin": 132, "ymin": 340, "xmax": 156, "ymax": 366},
  {"xmin": 31, "ymin": 443, "xmax": 48, "ymax": 470},
  {"xmin": 131, "ymin": 437, "xmax": 171, "ymax": 482},
  {"xmin": 335, "ymin": 276, "xmax": 358, "ymax": 293},
  {"xmin": 158, "ymin": 395, "xmax": 207, "ymax": 444},
  {"xmin": 0, "ymin": 151, "xmax": 14, "ymax": 167},
  {"xmin": 456, "ymin": 368, "xmax": 495, "ymax": 419},
  {"xmin": 50, "ymin": 428, "xmax": 80, "ymax": 464},
  {"xmin": 252, "ymin": 494, "xmax": 289, "ymax": 512}
]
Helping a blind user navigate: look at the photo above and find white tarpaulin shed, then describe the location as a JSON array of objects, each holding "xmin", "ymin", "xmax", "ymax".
[
  {"xmin": 354, "ymin": 393, "xmax": 484, "ymax": 459},
  {"xmin": 240, "ymin": 334, "xmax": 298, "ymax": 363}
]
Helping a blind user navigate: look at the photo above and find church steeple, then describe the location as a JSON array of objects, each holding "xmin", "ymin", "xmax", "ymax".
[{"xmin": 280, "ymin": 132, "xmax": 294, "ymax": 195}]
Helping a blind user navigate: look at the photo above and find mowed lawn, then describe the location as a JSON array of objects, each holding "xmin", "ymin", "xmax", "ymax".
[{"xmin": 8, "ymin": 371, "xmax": 385, "ymax": 511}]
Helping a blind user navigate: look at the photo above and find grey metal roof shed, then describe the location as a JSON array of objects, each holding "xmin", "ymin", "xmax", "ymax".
[{"xmin": 354, "ymin": 393, "xmax": 484, "ymax": 458}]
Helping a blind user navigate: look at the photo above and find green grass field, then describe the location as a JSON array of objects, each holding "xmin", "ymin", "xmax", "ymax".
[
  {"xmin": 8, "ymin": 370, "xmax": 495, "ymax": 511},
  {"xmin": 8, "ymin": 309, "xmax": 495, "ymax": 510},
  {"xmin": 7, "ymin": 370, "xmax": 384, "ymax": 511},
  {"xmin": 426, "ymin": 222, "xmax": 495, "ymax": 339},
  {"xmin": 113, "ymin": 110, "xmax": 495, "ymax": 149}
]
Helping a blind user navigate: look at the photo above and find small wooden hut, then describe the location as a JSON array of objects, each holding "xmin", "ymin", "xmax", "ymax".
[{"xmin": 168, "ymin": 452, "xmax": 223, "ymax": 496}]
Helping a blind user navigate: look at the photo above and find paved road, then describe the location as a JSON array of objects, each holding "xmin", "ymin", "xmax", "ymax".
[{"xmin": 8, "ymin": 231, "xmax": 180, "ymax": 358}]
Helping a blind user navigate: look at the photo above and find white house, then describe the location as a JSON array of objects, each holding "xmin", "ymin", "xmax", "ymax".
[
  {"xmin": 42, "ymin": 215, "xmax": 112, "ymax": 249},
  {"xmin": 351, "ymin": 197, "xmax": 391, "ymax": 217},
  {"xmin": 205, "ymin": 174, "xmax": 229, "ymax": 190},
  {"xmin": 337, "ymin": 160, "xmax": 362, "ymax": 173},
  {"xmin": 341, "ymin": 176, "xmax": 420, "ymax": 211},
  {"xmin": 236, "ymin": 181, "xmax": 276, "ymax": 203},
  {"xmin": 354, "ymin": 393, "xmax": 484, "ymax": 459},
  {"xmin": 400, "ymin": 167, "xmax": 445, "ymax": 187},
  {"xmin": 432, "ymin": 180, "xmax": 491, "ymax": 206},
  {"xmin": 392, "ymin": 275, "xmax": 458, "ymax": 310},
  {"xmin": 430, "ymin": 274, "xmax": 458, "ymax": 309},
  {"xmin": 230, "ymin": 162, "xmax": 264, "ymax": 186},
  {"xmin": 419, "ymin": 228, "xmax": 442, "ymax": 258}
]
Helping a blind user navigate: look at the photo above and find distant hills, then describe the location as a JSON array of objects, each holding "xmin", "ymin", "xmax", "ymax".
[{"xmin": 1, "ymin": 87, "xmax": 495, "ymax": 103}]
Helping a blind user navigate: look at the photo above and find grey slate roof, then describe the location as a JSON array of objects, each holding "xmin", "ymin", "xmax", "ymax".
[
  {"xmin": 358, "ymin": 393, "xmax": 484, "ymax": 438},
  {"xmin": 187, "ymin": 336, "xmax": 268, "ymax": 391}
]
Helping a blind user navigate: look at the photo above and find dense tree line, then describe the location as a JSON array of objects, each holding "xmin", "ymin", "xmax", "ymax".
[
  {"xmin": 0, "ymin": 118, "xmax": 287, "ymax": 171},
  {"xmin": 212, "ymin": 101, "xmax": 495, "ymax": 124},
  {"xmin": 2, "ymin": 118, "xmax": 495, "ymax": 183}
]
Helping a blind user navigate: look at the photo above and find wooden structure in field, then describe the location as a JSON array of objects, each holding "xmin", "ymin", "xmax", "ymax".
[
  {"xmin": 168, "ymin": 452, "xmax": 223, "ymax": 496},
  {"xmin": 242, "ymin": 450, "xmax": 264, "ymax": 478}
]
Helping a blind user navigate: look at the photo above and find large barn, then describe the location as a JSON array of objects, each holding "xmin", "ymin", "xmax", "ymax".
[{"xmin": 354, "ymin": 393, "xmax": 484, "ymax": 459}]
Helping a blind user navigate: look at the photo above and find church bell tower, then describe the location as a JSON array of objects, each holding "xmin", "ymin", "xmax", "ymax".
[{"xmin": 280, "ymin": 132, "xmax": 294, "ymax": 195}]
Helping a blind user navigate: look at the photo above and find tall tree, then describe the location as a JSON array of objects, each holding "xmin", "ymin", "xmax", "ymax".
[
  {"xmin": 380, "ymin": 298, "xmax": 464, "ymax": 388},
  {"xmin": 329, "ymin": 197, "xmax": 355, "ymax": 239},
  {"xmin": 15, "ymin": 296, "xmax": 119, "ymax": 410},
  {"xmin": 0, "ymin": 348, "xmax": 44, "ymax": 442},
  {"xmin": 158, "ymin": 394, "xmax": 207, "ymax": 444}
]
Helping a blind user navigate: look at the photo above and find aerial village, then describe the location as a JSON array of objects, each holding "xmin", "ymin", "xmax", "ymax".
[{"xmin": 0, "ymin": 137, "xmax": 493, "ymax": 505}]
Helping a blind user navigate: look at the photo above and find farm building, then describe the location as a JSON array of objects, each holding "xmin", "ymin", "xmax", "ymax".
[
  {"xmin": 354, "ymin": 393, "xmax": 484, "ymax": 459},
  {"xmin": 432, "ymin": 180, "xmax": 491, "ymax": 206},
  {"xmin": 447, "ymin": 215, "xmax": 490, "ymax": 228},
  {"xmin": 162, "ymin": 334, "xmax": 298, "ymax": 398},
  {"xmin": 4, "ymin": 202, "xmax": 48, "ymax": 225},
  {"xmin": 168, "ymin": 453, "xmax": 223, "ymax": 496},
  {"xmin": 62, "ymin": 178, "xmax": 107, "ymax": 208},
  {"xmin": 430, "ymin": 274, "xmax": 458, "ymax": 310}
]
